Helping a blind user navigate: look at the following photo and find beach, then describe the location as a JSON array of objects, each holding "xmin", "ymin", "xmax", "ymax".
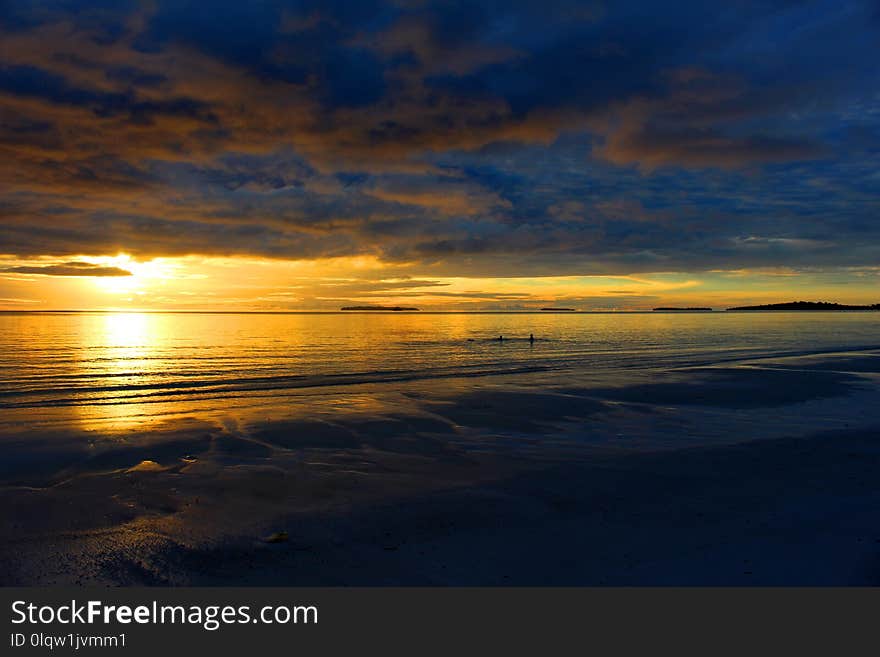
[{"xmin": 1, "ymin": 312, "xmax": 879, "ymax": 585}]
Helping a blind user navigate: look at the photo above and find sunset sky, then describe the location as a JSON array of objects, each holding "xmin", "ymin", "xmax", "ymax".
[{"xmin": 1, "ymin": 0, "xmax": 878, "ymax": 310}]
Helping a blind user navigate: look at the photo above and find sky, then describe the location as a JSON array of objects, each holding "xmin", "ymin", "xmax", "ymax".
[{"xmin": 1, "ymin": 0, "xmax": 878, "ymax": 310}]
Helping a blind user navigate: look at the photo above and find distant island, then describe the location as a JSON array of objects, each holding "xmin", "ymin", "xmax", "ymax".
[
  {"xmin": 727, "ymin": 301, "xmax": 880, "ymax": 311},
  {"xmin": 340, "ymin": 306, "xmax": 420, "ymax": 311},
  {"xmin": 540, "ymin": 307, "xmax": 576, "ymax": 311},
  {"xmin": 653, "ymin": 307, "xmax": 713, "ymax": 312}
]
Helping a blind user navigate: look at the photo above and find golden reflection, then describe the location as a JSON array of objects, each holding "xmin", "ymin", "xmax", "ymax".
[
  {"xmin": 73, "ymin": 312, "xmax": 159, "ymax": 432},
  {"xmin": 103, "ymin": 311, "xmax": 150, "ymax": 348}
]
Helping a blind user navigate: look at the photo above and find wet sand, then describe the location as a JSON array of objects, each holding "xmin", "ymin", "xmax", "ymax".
[{"xmin": 1, "ymin": 349, "xmax": 879, "ymax": 585}]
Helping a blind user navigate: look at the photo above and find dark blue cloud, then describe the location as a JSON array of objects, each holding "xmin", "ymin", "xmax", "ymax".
[
  {"xmin": 0, "ymin": 65, "xmax": 215, "ymax": 125},
  {"xmin": 0, "ymin": 65, "xmax": 119, "ymax": 106},
  {"xmin": 0, "ymin": 0, "xmax": 878, "ymax": 275},
  {"xmin": 132, "ymin": 0, "xmax": 391, "ymax": 106}
]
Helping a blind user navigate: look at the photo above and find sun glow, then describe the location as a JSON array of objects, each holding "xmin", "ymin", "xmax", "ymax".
[
  {"xmin": 3, "ymin": 252, "xmax": 879, "ymax": 311},
  {"xmin": 91, "ymin": 254, "xmax": 176, "ymax": 296}
]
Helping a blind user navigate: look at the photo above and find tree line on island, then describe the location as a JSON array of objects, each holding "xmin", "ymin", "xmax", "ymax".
[
  {"xmin": 654, "ymin": 301, "xmax": 880, "ymax": 312},
  {"xmin": 725, "ymin": 301, "xmax": 880, "ymax": 311}
]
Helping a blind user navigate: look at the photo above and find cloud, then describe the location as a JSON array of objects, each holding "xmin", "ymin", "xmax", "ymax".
[
  {"xmin": 604, "ymin": 124, "xmax": 825, "ymax": 169},
  {"xmin": 356, "ymin": 11, "xmax": 522, "ymax": 75},
  {"xmin": 2, "ymin": 261, "xmax": 132, "ymax": 276},
  {"xmin": 0, "ymin": 297, "xmax": 39, "ymax": 304},
  {"xmin": 0, "ymin": 0, "xmax": 877, "ymax": 281},
  {"xmin": 599, "ymin": 68, "xmax": 826, "ymax": 168},
  {"xmin": 363, "ymin": 175, "xmax": 511, "ymax": 215}
]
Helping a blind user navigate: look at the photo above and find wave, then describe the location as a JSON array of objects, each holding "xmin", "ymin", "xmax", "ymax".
[
  {"xmin": 0, "ymin": 363, "xmax": 554, "ymax": 409},
  {"xmin": 1, "ymin": 340, "xmax": 878, "ymax": 410}
]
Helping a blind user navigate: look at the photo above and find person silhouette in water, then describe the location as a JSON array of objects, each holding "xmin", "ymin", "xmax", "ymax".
[{"xmin": 529, "ymin": 333, "xmax": 534, "ymax": 344}]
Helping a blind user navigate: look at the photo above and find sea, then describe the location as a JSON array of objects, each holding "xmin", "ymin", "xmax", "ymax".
[{"xmin": 1, "ymin": 310, "xmax": 878, "ymax": 431}]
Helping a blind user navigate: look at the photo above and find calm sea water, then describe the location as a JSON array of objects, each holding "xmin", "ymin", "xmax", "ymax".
[{"xmin": 1, "ymin": 311, "xmax": 878, "ymax": 427}]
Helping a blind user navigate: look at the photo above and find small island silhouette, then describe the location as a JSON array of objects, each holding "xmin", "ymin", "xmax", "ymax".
[
  {"xmin": 727, "ymin": 301, "xmax": 880, "ymax": 311},
  {"xmin": 340, "ymin": 305, "xmax": 420, "ymax": 311},
  {"xmin": 653, "ymin": 307, "xmax": 713, "ymax": 312},
  {"xmin": 540, "ymin": 307, "xmax": 576, "ymax": 311}
]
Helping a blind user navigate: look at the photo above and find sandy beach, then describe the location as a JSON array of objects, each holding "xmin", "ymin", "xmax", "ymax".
[{"xmin": 2, "ymin": 344, "xmax": 879, "ymax": 585}]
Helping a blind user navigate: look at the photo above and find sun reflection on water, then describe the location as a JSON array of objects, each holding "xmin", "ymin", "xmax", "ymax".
[{"xmin": 74, "ymin": 312, "xmax": 162, "ymax": 432}]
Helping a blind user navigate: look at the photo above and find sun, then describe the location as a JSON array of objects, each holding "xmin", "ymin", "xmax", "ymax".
[{"xmin": 90, "ymin": 254, "xmax": 173, "ymax": 297}]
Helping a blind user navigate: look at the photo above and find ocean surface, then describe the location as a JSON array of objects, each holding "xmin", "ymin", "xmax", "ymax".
[{"xmin": 1, "ymin": 310, "xmax": 878, "ymax": 421}]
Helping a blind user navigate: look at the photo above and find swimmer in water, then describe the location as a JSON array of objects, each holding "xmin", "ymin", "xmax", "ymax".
[{"xmin": 529, "ymin": 333, "xmax": 534, "ymax": 343}]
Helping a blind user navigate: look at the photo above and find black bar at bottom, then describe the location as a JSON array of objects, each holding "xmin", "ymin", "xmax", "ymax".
[{"xmin": 1, "ymin": 588, "xmax": 876, "ymax": 655}]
